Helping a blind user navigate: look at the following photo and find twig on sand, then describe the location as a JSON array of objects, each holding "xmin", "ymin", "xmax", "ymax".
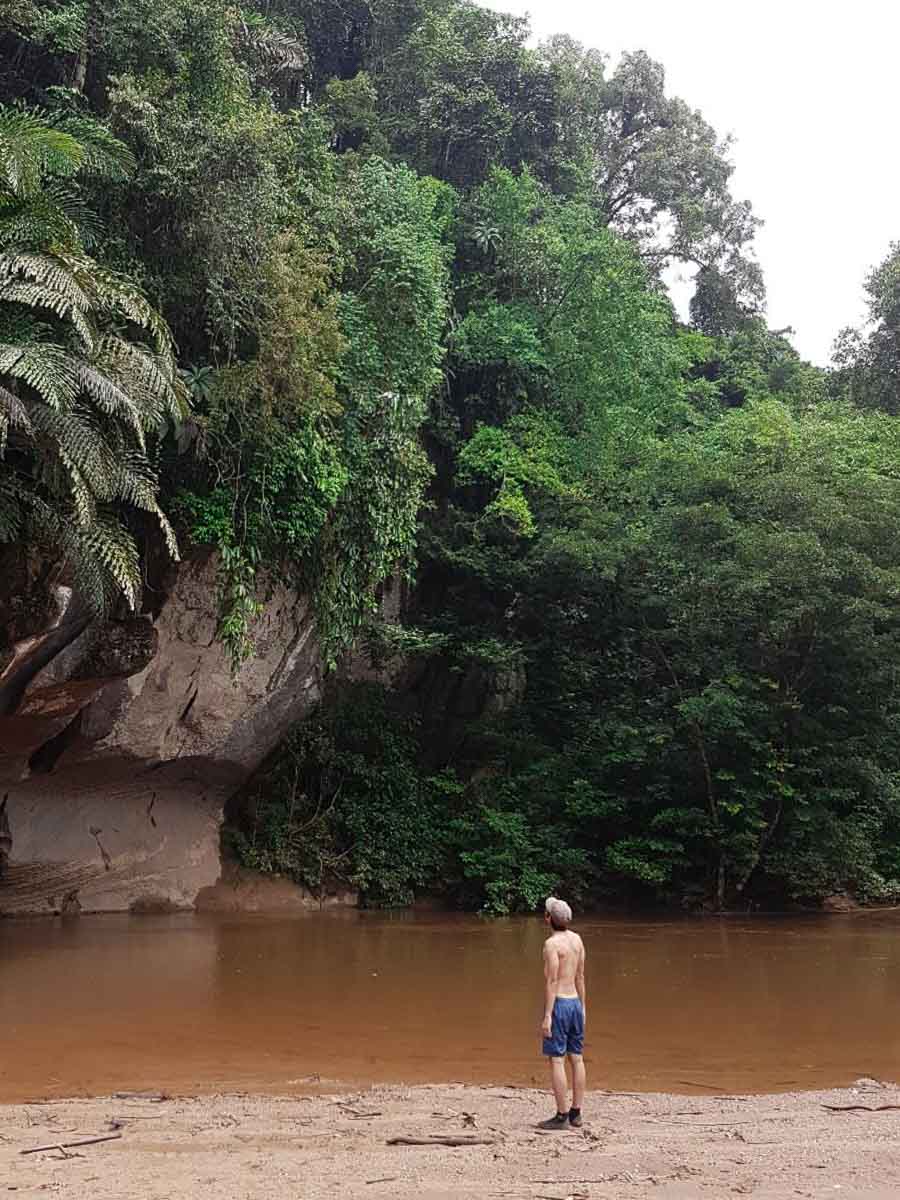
[
  {"xmin": 822, "ymin": 1104, "xmax": 900, "ymax": 1113},
  {"xmin": 366, "ymin": 1178, "xmax": 399, "ymax": 1186},
  {"xmin": 676, "ymin": 1080, "xmax": 726, "ymax": 1092},
  {"xmin": 530, "ymin": 1180, "xmax": 615, "ymax": 1185},
  {"xmin": 21, "ymin": 1133, "xmax": 123, "ymax": 1156},
  {"xmin": 387, "ymin": 1134, "xmax": 499, "ymax": 1147},
  {"xmin": 113, "ymin": 1092, "xmax": 168, "ymax": 1103},
  {"xmin": 337, "ymin": 1105, "xmax": 383, "ymax": 1119}
]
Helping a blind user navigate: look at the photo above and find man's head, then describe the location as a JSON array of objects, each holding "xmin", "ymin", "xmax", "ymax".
[{"xmin": 544, "ymin": 895, "xmax": 573, "ymax": 931}]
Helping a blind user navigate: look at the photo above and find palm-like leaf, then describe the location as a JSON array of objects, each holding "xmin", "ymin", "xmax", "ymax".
[
  {"xmin": 0, "ymin": 381, "xmax": 32, "ymax": 454},
  {"xmin": 0, "ymin": 108, "xmax": 187, "ymax": 613},
  {"xmin": 51, "ymin": 114, "xmax": 135, "ymax": 182},
  {"xmin": 0, "ymin": 107, "xmax": 83, "ymax": 197}
]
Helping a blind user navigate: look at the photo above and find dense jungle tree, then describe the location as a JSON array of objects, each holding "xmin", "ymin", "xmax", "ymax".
[{"xmin": 833, "ymin": 242, "xmax": 900, "ymax": 414}]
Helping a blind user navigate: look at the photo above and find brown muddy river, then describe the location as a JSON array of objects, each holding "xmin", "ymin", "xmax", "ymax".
[{"xmin": 2, "ymin": 910, "xmax": 900, "ymax": 1102}]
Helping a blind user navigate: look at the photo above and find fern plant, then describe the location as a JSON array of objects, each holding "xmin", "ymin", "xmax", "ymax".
[{"xmin": 0, "ymin": 105, "xmax": 186, "ymax": 611}]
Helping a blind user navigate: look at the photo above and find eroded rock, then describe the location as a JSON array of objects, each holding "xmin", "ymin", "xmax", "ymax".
[{"xmin": 0, "ymin": 554, "xmax": 325, "ymax": 915}]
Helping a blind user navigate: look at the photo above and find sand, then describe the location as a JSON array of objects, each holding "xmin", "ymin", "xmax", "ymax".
[{"xmin": 3, "ymin": 1081, "xmax": 900, "ymax": 1199}]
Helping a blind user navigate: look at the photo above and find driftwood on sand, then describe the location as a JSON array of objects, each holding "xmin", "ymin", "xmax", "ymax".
[
  {"xmin": 387, "ymin": 1134, "xmax": 499, "ymax": 1147},
  {"xmin": 21, "ymin": 1133, "xmax": 123, "ymax": 1156}
]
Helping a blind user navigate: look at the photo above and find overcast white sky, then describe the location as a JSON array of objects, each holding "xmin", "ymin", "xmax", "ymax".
[{"xmin": 493, "ymin": 0, "xmax": 899, "ymax": 365}]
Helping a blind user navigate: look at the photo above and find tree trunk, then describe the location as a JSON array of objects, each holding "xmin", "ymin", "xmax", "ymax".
[{"xmin": 71, "ymin": 0, "xmax": 99, "ymax": 93}]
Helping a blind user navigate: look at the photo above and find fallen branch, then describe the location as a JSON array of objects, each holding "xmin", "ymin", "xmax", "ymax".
[
  {"xmin": 387, "ymin": 1135, "xmax": 498, "ymax": 1147},
  {"xmin": 113, "ymin": 1092, "xmax": 168, "ymax": 1103},
  {"xmin": 822, "ymin": 1104, "xmax": 900, "ymax": 1113},
  {"xmin": 366, "ymin": 1178, "xmax": 398, "ymax": 1186},
  {"xmin": 21, "ymin": 1133, "xmax": 123, "ymax": 1156},
  {"xmin": 530, "ymin": 1180, "xmax": 614, "ymax": 1186}
]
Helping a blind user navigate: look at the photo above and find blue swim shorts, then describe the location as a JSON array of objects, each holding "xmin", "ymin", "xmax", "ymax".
[{"xmin": 542, "ymin": 996, "xmax": 585, "ymax": 1057}]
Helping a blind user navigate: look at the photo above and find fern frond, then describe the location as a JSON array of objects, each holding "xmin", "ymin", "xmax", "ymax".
[
  {"xmin": 0, "ymin": 106, "xmax": 184, "ymax": 614},
  {"xmin": 16, "ymin": 492, "xmax": 118, "ymax": 614},
  {"xmin": 0, "ymin": 341, "xmax": 80, "ymax": 410},
  {"xmin": 248, "ymin": 27, "xmax": 307, "ymax": 72},
  {"xmin": 29, "ymin": 401, "xmax": 122, "ymax": 499},
  {"xmin": 86, "ymin": 262, "xmax": 177, "ymax": 355},
  {"xmin": 78, "ymin": 514, "xmax": 141, "ymax": 609},
  {"xmin": 42, "ymin": 181, "xmax": 101, "ymax": 247},
  {"xmin": 0, "ymin": 106, "xmax": 84, "ymax": 197},
  {"xmin": 75, "ymin": 361, "xmax": 147, "ymax": 445},
  {"xmin": 54, "ymin": 446, "xmax": 97, "ymax": 525},
  {"xmin": 0, "ymin": 190, "xmax": 82, "ymax": 251},
  {"xmin": 0, "ymin": 482, "xmax": 23, "ymax": 540},
  {"xmin": 50, "ymin": 114, "xmax": 135, "ymax": 182},
  {"xmin": 112, "ymin": 453, "xmax": 180, "ymax": 559},
  {"xmin": 96, "ymin": 335, "xmax": 186, "ymax": 422},
  {"xmin": 155, "ymin": 504, "xmax": 180, "ymax": 560},
  {"xmin": 0, "ymin": 380, "xmax": 32, "ymax": 455},
  {"xmin": 0, "ymin": 251, "xmax": 95, "ymax": 350}
]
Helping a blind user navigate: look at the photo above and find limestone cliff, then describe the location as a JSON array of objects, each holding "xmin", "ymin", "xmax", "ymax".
[{"xmin": 0, "ymin": 555, "xmax": 323, "ymax": 915}]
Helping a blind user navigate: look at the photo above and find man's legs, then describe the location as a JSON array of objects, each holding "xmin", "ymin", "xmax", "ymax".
[
  {"xmin": 569, "ymin": 1053, "xmax": 586, "ymax": 1110},
  {"xmin": 549, "ymin": 1055, "xmax": 569, "ymax": 1114}
]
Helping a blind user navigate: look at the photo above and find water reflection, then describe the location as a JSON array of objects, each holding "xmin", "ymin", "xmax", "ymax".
[{"xmin": 1, "ymin": 910, "xmax": 899, "ymax": 1100}]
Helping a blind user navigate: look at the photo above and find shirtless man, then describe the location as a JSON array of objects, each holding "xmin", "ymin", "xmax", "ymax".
[{"xmin": 539, "ymin": 896, "xmax": 586, "ymax": 1129}]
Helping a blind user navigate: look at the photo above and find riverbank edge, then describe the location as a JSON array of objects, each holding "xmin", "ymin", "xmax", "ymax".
[
  {"xmin": 6, "ymin": 890, "xmax": 900, "ymax": 919},
  {"xmin": 3, "ymin": 1081, "xmax": 900, "ymax": 1199},
  {"xmin": 4, "ymin": 1076, "xmax": 898, "ymax": 1107}
]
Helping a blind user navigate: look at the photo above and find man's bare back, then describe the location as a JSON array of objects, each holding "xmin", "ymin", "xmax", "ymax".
[{"xmin": 542, "ymin": 930, "xmax": 585, "ymax": 1001}]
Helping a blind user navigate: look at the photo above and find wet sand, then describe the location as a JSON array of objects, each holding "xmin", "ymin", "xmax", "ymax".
[{"xmin": 3, "ymin": 1081, "xmax": 899, "ymax": 1199}]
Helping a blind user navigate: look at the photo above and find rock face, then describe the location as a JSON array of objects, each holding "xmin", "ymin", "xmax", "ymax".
[{"xmin": 0, "ymin": 555, "xmax": 324, "ymax": 915}]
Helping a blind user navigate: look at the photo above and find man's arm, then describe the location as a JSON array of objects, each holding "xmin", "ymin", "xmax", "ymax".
[
  {"xmin": 575, "ymin": 937, "xmax": 586, "ymax": 1021},
  {"xmin": 542, "ymin": 941, "xmax": 559, "ymax": 1037}
]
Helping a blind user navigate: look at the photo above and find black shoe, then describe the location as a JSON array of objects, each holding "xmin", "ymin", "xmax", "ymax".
[
  {"xmin": 568, "ymin": 1108, "xmax": 583, "ymax": 1128},
  {"xmin": 538, "ymin": 1112, "xmax": 570, "ymax": 1130}
]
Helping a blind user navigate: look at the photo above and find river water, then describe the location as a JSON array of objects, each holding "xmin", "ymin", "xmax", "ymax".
[{"xmin": 2, "ymin": 910, "xmax": 900, "ymax": 1102}]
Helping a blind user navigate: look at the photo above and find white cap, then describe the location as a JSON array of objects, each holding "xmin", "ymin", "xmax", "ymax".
[{"xmin": 545, "ymin": 895, "xmax": 573, "ymax": 925}]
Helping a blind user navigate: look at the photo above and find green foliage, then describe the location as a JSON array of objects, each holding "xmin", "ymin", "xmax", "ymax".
[
  {"xmin": 833, "ymin": 241, "xmax": 900, "ymax": 413},
  {"xmin": 452, "ymin": 303, "xmax": 546, "ymax": 373},
  {"xmin": 230, "ymin": 685, "xmax": 453, "ymax": 907},
  {"xmin": 0, "ymin": 104, "xmax": 184, "ymax": 610},
  {"xmin": 173, "ymin": 156, "xmax": 451, "ymax": 668},
  {"xmin": 373, "ymin": 1, "xmax": 557, "ymax": 189},
  {"xmin": 4, "ymin": 0, "xmax": 900, "ymax": 916},
  {"xmin": 459, "ymin": 399, "xmax": 900, "ymax": 908}
]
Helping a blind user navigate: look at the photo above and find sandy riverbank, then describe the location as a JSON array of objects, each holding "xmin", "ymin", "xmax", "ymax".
[{"xmin": 3, "ymin": 1082, "xmax": 900, "ymax": 1199}]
